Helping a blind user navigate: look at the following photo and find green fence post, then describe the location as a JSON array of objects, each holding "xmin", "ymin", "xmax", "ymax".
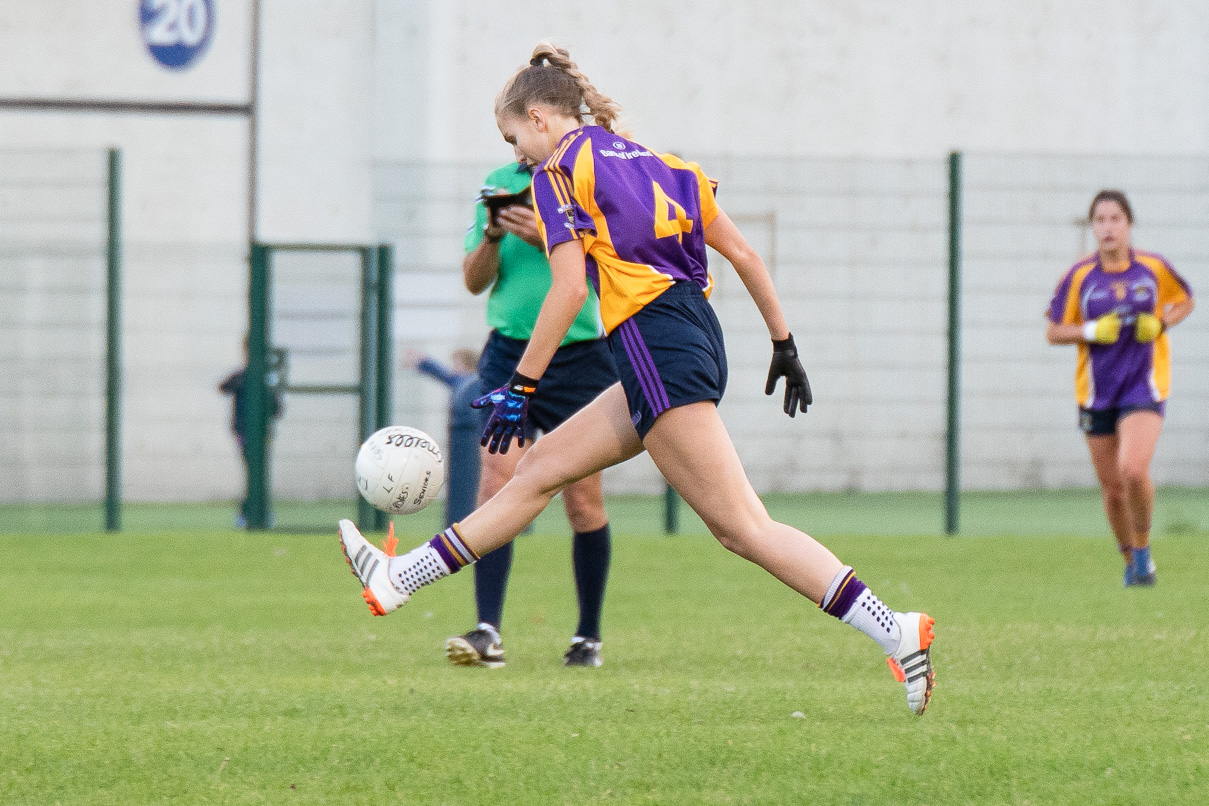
[
  {"xmin": 373, "ymin": 244, "xmax": 395, "ymax": 532},
  {"xmin": 105, "ymin": 149, "xmax": 123, "ymax": 532},
  {"xmin": 246, "ymin": 243, "xmax": 271, "ymax": 530},
  {"xmin": 945, "ymin": 151, "xmax": 963, "ymax": 536},
  {"xmin": 664, "ymin": 483, "xmax": 680, "ymax": 534},
  {"xmin": 358, "ymin": 247, "xmax": 379, "ymax": 529}
]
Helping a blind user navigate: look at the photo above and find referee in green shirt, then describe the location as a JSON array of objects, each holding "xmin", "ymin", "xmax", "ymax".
[{"xmin": 445, "ymin": 158, "xmax": 618, "ymax": 669}]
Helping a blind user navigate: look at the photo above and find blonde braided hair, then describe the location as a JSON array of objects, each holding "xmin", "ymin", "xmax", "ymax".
[{"xmin": 495, "ymin": 42, "xmax": 621, "ymax": 133}]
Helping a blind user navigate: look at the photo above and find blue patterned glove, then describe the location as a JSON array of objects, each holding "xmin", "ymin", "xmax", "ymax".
[
  {"xmin": 765, "ymin": 334, "xmax": 812, "ymax": 417},
  {"xmin": 471, "ymin": 372, "xmax": 538, "ymax": 454}
]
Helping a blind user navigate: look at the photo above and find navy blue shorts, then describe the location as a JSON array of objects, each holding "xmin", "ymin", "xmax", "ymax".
[
  {"xmin": 607, "ymin": 282, "xmax": 728, "ymax": 439},
  {"xmin": 1079, "ymin": 402, "xmax": 1166, "ymax": 436},
  {"xmin": 478, "ymin": 330, "xmax": 618, "ymax": 438}
]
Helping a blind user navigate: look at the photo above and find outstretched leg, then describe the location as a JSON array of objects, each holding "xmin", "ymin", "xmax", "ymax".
[
  {"xmin": 642, "ymin": 400, "xmax": 842, "ymax": 600},
  {"xmin": 643, "ymin": 401, "xmax": 935, "ymax": 714},
  {"xmin": 339, "ymin": 384, "xmax": 641, "ymax": 612}
]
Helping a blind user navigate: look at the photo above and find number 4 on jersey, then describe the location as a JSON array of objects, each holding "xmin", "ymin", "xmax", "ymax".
[{"xmin": 652, "ymin": 181, "xmax": 694, "ymax": 243}]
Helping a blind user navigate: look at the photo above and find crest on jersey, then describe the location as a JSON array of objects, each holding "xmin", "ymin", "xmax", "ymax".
[
  {"xmin": 1131, "ymin": 280, "xmax": 1156, "ymax": 303},
  {"xmin": 558, "ymin": 203, "xmax": 577, "ymax": 231}
]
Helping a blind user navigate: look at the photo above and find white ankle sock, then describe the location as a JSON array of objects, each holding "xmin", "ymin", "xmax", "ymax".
[
  {"xmin": 842, "ymin": 588, "xmax": 902, "ymax": 655},
  {"xmin": 388, "ymin": 544, "xmax": 452, "ymax": 596}
]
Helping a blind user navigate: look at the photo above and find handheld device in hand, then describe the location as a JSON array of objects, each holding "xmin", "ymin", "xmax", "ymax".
[{"xmin": 479, "ymin": 186, "xmax": 533, "ymax": 225}]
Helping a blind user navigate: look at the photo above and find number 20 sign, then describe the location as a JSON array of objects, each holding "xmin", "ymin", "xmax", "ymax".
[{"xmin": 139, "ymin": 0, "xmax": 215, "ymax": 70}]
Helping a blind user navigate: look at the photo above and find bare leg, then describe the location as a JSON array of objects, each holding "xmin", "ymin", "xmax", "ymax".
[
  {"xmin": 1086, "ymin": 434, "xmax": 1132, "ymax": 559},
  {"xmin": 560, "ymin": 472, "xmax": 608, "ymax": 533},
  {"xmin": 1116, "ymin": 411, "xmax": 1163, "ymax": 550},
  {"xmin": 642, "ymin": 401, "xmax": 843, "ymax": 603},
  {"xmin": 640, "ymin": 401, "xmax": 937, "ymax": 718},
  {"xmin": 477, "ymin": 436, "xmax": 607, "ymax": 531},
  {"xmin": 477, "ymin": 441, "xmax": 525, "ymax": 505},
  {"xmin": 456, "ymin": 384, "xmax": 643, "ymax": 557}
]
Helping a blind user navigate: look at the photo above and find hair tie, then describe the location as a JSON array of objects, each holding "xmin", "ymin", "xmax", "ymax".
[{"xmin": 529, "ymin": 56, "xmax": 544, "ymax": 67}]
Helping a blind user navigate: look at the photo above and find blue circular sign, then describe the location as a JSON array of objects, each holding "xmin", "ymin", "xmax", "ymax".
[{"xmin": 139, "ymin": 0, "xmax": 215, "ymax": 70}]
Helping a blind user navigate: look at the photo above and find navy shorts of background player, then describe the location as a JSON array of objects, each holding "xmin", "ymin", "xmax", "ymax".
[{"xmin": 477, "ymin": 329, "xmax": 618, "ymax": 435}]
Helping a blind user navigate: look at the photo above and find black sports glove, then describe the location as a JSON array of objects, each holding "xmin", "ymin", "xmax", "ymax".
[{"xmin": 764, "ymin": 334, "xmax": 812, "ymax": 417}]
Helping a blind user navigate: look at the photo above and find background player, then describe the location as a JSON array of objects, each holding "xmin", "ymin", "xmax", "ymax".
[
  {"xmin": 447, "ymin": 155, "xmax": 618, "ymax": 668},
  {"xmin": 1046, "ymin": 189, "xmax": 1195, "ymax": 586},
  {"xmin": 339, "ymin": 42, "xmax": 935, "ymax": 715}
]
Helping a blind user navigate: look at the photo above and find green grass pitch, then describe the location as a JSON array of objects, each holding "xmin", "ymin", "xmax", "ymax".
[{"xmin": 2, "ymin": 497, "xmax": 1207, "ymax": 804}]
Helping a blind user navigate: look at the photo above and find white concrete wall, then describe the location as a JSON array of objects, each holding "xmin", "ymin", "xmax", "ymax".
[
  {"xmin": 258, "ymin": 0, "xmax": 375, "ymax": 243},
  {"xmin": 374, "ymin": 0, "xmax": 1209, "ymax": 161}
]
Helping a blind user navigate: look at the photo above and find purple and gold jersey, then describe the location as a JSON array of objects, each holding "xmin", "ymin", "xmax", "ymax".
[
  {"xmin": 530, "ymin": 126, "xmax": 719, "ymax": 334},
  {"xmin": 1047, "ymin": 250, "xmax": 1192, "ymax": 409}
]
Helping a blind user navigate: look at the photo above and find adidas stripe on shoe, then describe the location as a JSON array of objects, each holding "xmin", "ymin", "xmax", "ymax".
[
  {"xmin": 338, "ymin": 519, "xmax": 409, "ymax": 616},
  {"xmin": 886, "ymin": 611, "xmax": 935, "ymax": 715}
]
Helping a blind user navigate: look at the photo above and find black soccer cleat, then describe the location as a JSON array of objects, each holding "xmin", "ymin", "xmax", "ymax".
[
  {"xmin": 563, "ymin": 637, "xmax": 603, "ymax": 667},
  {"xmin": 446, "ymin": 625, "xmax": 506, "ymax": 669}
]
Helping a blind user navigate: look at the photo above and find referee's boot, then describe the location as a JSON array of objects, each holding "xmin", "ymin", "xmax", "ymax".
[{"xmin": 446, "ymin": 624, "xmax": 506, "ymax": 668}]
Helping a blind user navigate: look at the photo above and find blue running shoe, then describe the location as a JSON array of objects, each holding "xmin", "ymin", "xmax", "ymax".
[
  {"xmin": 1134, "ymin": 557, "xmax": 1157, "ymax": 587},
  {"xmin": 1125, "ymin": 557, "xmax": 1157, "ymax": 587}
]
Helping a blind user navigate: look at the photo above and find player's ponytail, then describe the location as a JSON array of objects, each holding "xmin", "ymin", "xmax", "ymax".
[{"xmin": 496, "ymin": 42, "xmax": 621, "ymax": 134}]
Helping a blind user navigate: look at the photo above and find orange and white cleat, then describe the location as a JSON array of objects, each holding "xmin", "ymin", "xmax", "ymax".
[
  {"xmin": 338, "ymin": 519, "xmax": 408, "ymax": 616},
  {"xmin": 886, "ymin": 612, "xmax": 935, "ymax": 715}
]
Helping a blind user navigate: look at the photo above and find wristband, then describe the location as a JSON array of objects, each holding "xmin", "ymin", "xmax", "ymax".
[
  {"xmin": 1082, "ymin": 321, "xmax": 1098, "ymax": 342},
  {"xmin": 772, "ymin": 334, "xmax": 797, "ymax": 354},
  {"xmin": 508, "ymin": 371, "xmax": 539, "ymax": 396}
]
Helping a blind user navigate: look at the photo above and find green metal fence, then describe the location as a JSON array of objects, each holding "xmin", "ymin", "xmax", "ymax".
[
  {"xmin": 244, "ymin": 242, "xmax": 395, "ymax": 532},
  {"xmin": 105, "ymin": 149, "xmax": 123, "ymax": 532},
  {"xmin": 4, "ymin": 150, "xmax": 1207, "ymax": 537}
]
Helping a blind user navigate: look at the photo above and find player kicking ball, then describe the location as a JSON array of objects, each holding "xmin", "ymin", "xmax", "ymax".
[{"xmin": 339, "ymin": 43, "xmax": 935, "ymax": 714}]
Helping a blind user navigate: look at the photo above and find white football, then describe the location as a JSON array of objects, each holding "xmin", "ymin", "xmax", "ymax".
[{"xmin": 355, "ymin": 426, "xmax": 445, "ymax": 515}]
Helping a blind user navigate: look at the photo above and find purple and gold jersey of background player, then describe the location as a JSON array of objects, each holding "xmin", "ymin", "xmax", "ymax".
[
  {"xmin": 1047, "ymin": 250, "xmax": 1192, "ymax": 409},
  {"xmin": 530, "ymin": 126, "xmax": 719, "ymax": 334}
]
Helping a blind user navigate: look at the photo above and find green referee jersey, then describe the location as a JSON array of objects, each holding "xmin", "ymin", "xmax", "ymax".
[{"xmin": 464, "ymin": 163, "xmax": 603, "ymax": 344}]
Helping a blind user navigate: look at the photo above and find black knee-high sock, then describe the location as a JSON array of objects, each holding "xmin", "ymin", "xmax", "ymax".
[
  {"xmin": 473, "ymin": 542, "xmax": 514, "ymax": 629},
  {"xmin": 572, "ymin": 524, "xmax": 611, "ymax": 641}
]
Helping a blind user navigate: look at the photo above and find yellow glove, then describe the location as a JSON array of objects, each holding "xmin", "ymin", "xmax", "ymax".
[
  {"xmin": 1082, "ymin": 312, "xmax": 1122, "ymax": 344},
  {"xmin": 1135, "ymin": 312, "xmax": 1164, "ymax": 343}
]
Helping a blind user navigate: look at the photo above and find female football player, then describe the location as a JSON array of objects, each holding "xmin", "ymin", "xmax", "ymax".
[
  {"xmin": 340, "ymin": 43, "xmax": 935, "ymax": 714},
  {"xmin": 1046, "ymin": 190, "xmax": 1195, "ymax": 586}
]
